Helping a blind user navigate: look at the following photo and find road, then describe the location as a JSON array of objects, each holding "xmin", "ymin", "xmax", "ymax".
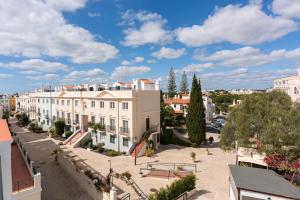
[{"xmin": 9, "ymin": 119, "xmax": 93, "ymax": 200}]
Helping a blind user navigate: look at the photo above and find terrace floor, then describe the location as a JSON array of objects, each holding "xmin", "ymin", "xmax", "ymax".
[
  {"xmin": 11, "ymin": 142, "xmax": 34, "ymax": 192},
  {"xmin": 62, "ymin": 132, "xmax": 235, "ymax": 200}
]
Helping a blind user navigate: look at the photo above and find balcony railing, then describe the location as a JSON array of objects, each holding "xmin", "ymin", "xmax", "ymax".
[
  {"xmin": 120, "ymin": 127, "xmax": 130, "ymax": 136},
  {"xmin": 106, "ymin": 125, "xmax": 116, "ymax": 134}
]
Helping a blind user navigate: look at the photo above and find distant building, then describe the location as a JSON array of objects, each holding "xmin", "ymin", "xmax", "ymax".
[
  {"xmin": 273, "ymin": 69, "xmax": 300, "ymax": 102},
  {"xmin": 0, "ymin": 95, "xmax": 17, "ymax": 112},
  {"xmin": 229, "ymin": 165, "xmax": 300, "ymax": 200},
  {"xmin": 164, "ymin": 93, "xmax": 214, "ymax": 122},
  {"xmin": 16, "ymin": 79, "xmax": 160, "ymax": 155},
  {"xmin": 0, "ymin": 119, "xmax": 41, "ymax": 200}
]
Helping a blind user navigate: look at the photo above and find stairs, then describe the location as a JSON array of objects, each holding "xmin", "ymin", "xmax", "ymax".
[
  {"xmin": 67, "ymin": 131, "xmax": 85, "ymax": 145},
  {"xmin": 131, "ymin": 140, "xmax": 147, "ymax": 157}
]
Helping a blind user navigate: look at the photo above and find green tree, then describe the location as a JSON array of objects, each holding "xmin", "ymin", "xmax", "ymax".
[
  {"xmin": 180, "ymin": 71, "xmax": 188, "ymax": 94},
  {"xmin": 168, "ymin": 67, "xmax": 177, "ymax": 98},
  {"xmin": 186, "ymin": 75, "xmax": 206, "ymax": 145},
  {"xmin": 220, "ymin": 91, "xmax": 300, "ymax": 176},
  {"xmin": 54, "ymin": 120, "xmax": 65, "ymax": 136}
]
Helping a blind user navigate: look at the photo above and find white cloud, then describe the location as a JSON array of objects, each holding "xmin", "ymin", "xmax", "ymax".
[
  {"xmin": 88, "ymin": 12, "xmax": 101, "ymax": 18},
  {"xmin": 0, "ymin": 0, "xmax": 118, "ymax": 64},
  {"xmin": 272, "ymin": 0, "xmax": 300, "ymax": 19},
  {"xmin": 111, "ymin": 66, "xmax": 151, "ymax": 80},
  {"xmin": 20, "ymin": 70, "xmax": 42, "ymax": 75},
  {"xmin": 66, "ymin": 68, "xmax": 107, "ymax": 80},
  {"xmin": 26, "ymin": 73, "xmax": 58, "ymax": 80},
  {"xmin": 175, "ymin": 63, "xmax": 214, "ymax": 74},
  {"xmin": 121, "ymin": 10, "xmax": 172, "ymax": 46},
  {"xmin": 176, "ymin": 1, "xmax": 297, "ymax": 46},
  {"xmin": 121, "ymin": 56, "xmax": 144, "ymax": 65},
  {"xmin": 0, "ymin": 59, "xmax": 69, "ymax": 72},
  {"xmin": 194, "ymin": 46, "xmax": 300, "ymax": 67},
  {"xmin": 147, "ymin": 59, "xmax": 156, "ymax": 64},
  {"xmin": 0, "ymin": 74, "xmax": 14, "ymax": 79},
  {"xmin": 45, "ymin": 0, "xmax": 87, "ymax": 11},
  {"xmin": 152, "ymin": 47, "xmax": 185, "ymax": 59}
]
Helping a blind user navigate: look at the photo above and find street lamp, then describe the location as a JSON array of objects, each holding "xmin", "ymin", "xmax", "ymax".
[
  {"xmin": 108, "ymin": 160, "xmax": 113, "ymax": 186},
  {"xmin": 134, "ymin": 137, "xmax": 137, "ymax": 165}
]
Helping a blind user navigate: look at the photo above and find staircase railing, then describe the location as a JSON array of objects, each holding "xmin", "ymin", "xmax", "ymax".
[
  {"xmin": 119, "ymin": 193, "xmax": 130, "ymax": 200},
  {"xmin": 130, "ymin": 124, "xmax": 159, "ymax": 154},
  {"xmin": 111, "ymin": 172, "xmax": 148, "ymax": 200}
]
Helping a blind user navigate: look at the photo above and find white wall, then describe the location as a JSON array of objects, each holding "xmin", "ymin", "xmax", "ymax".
[
  {"xmin": 240, "ymin": 189, "xmax": 291, "ymax": 200},
  {"xmin": 0, "ymin": 141, "xmax": 13, "ymax": 200}
]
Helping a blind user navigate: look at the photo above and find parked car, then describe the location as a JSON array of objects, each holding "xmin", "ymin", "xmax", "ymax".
[{"xmin": 206, "ymin": 125, "xmax": 220, "ymax": 133}]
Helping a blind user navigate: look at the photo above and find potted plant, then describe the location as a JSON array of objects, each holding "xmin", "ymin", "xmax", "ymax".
[{"xmin": 190, "ymin": 152, "xmax": 196, "ymax": 162}]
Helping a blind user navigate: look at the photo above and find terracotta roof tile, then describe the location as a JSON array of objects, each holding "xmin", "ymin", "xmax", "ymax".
[{"xmin": 0, "ymin": 119, "xmax": 13, "ymax": 142}]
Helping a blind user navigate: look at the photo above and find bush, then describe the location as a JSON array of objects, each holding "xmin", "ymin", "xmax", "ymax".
[
  {"xmin": 93, "ymin": 143, "xmax": 105, "ymax": 152},
  {"xmin": 64, "ymin": 131, "xmax": 73, "ymax": 138},
  {"xmin": 149, "ymin": 174, "xmax": 196, "ymax": 200},
  {"xmin": 28, "ymin": 122, "xmax": 43, "ymax": 133},
  {"xmin": 145, "ymin": 148, "xmax": 155, "ymax": 157},
  {"xmin": 208, "ymin": 137, "xmax": 214, "ymax": 144},
  {"xmin": 107, "ymin": 150, "xmax": 122, "ymax": 157},
  {"xmin": 55, "ymin": 120, "xmax": 65, "ymax": 136},
  {"xmin": 80, "ymin": 138, "xmax": 92, "ymax": 148},
  {"xmin": 160, "ymin": 129, "xmax": 190, "ymax": 147}
]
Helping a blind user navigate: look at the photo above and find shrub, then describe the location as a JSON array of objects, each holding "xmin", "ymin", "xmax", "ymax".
[
  {"xmin": 145, "ymin": 148, "xmax": 155, "ymax": 157},
  {"xmin": 208, "ymin": 137, "xmax": 214, "ymax": 144},
  {"xmin": 93, "ymin": 143, "xmax": 104, "ymax": 152},
  {"xmin": 190, "ymin": 152, "xmax": 196, "ymax": 162},
  {"xmin": 64, "ymin": 131, "xmax": 73, "ymax": 138},
  {"xmin": 55, "ymin": 120, "xmax": 65, "ymax": 136},
  {"xmin": 107, "ymin": 150, "xmax": 122, "ymax": 157},
  {"xmin": 149, "ymin": 174, "xmax": 196, "ymax": 200},
  {"xmin": 28, "ymin": 122, "xmax": 43, "ymax": 133},
  {"xmin": 121, "ymin": 171, "xmax": 132, "ymax": 179}
]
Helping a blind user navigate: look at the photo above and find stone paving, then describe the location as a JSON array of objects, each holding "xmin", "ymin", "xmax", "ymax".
[
  {"xmin": 9, "ymin": 119, "xmax": 93, "ymax": 200},
  {"xmin": 64, "ymin": 132, "xmax": 235, "ymax": 200}
]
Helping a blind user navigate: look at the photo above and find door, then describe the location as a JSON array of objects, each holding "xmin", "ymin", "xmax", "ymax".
[{"xmin": 146, "ymin": 117, "xmax": 150, "ymax": 131}]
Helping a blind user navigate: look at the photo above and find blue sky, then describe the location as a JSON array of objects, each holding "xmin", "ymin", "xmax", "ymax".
[{"xmin": 1, "ymin": 0, "xmax": 300, "ymax": 93}]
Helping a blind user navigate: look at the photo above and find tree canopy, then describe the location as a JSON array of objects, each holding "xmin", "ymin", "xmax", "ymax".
[
  {"xmin": 220, "ymin": 91, "xmax": 300, "ymax": 176},
  {"xmin": 180, "ymin": 71, "xmax": 188, "ymax": 94},
  {"xmin": 168, "ymin": 67, "xmax": 177, "ymax": 98},
  {"xmin": 186, "ymin": 75, "xmax": 206, "ymax": 145}
]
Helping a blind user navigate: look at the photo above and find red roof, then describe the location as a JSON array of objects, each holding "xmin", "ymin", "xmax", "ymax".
[
  {"xmin": 164, "ymin": 99, "xmax": 190, "ymax": 105},
  {"xmin": 0, "ymin": 119, "xmax": 13, "ymax": 143}
]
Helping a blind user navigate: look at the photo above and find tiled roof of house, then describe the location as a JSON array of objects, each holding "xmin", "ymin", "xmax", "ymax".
[
  {"xmin": 164, "ymin": 99, "xmax": 190, "ymax": 105},
  {"xmin": 141, "ymin": 79, "xmax": 155, "ymax": 84},
  {"xmin": 0, "ymin": 119, "xmax": 13, "ymax": 143}
]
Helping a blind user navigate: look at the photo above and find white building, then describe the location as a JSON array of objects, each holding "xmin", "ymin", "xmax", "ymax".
[
  {"xmin": 16, "ymin": 79, "xmax": 161, "ymax": 155},
  {"xmin": 273, "ymin": 69, "xmax": 300, "ymax": 102},
  {"xmin": 0, "ymin": 95, "xmax": 9, "ymax": 112},
  {"xmin": 164, "ymin": 93, "xmax": 214, "ymax": 122},
  {"xmin": 0, "ymin": 120, "xmax": 41, "ymax": 200},
  {"xmin": 229, "ymin": 165, "xmax": 300, "ymax": 200},
  {"xmin": 228, "ymin": 89, "xmax": 254, "ymax": 95}
]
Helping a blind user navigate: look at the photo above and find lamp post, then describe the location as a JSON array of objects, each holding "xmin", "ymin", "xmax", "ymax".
[
  {"xmin": 134, "ymin": 137, "xmax": 137, "ymax": 165},
  {"xmin": 108, "ymin": 160, "xmax": 113, "ymax": 186}
]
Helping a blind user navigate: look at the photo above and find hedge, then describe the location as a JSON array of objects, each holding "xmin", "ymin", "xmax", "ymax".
[
  {"xmin": 149, "ymin": 174, "xmax": 196, "ymax": 200},
  {"xmin": 55, "ymin": 120, "xmax": 65, "ymax": 136}
]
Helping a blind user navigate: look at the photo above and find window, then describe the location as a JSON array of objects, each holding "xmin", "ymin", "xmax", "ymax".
[
  {"xmin": 100, "ymin": 132, "xmax": 105, "ymax": 140},
  {"xmin": 91, "ymin": 116, "xmax": 95, "ymax": 123},
  {"xmin": 75, "ymin": 100, "xmax": 78, "ymax": 106},
  {"xmin": 110, "ymin": 102, "xmax": 115, "ymax": 109},
  {"xmin": 61, "ymin": 100, "xmax": 64, "ymax": 105},
  {"xmin": 110, "ymin": 135, "xmax": 115, "ymax": 143},
  {"xmin": 57, "ymin": 111, "xmax": 59, "ymax": 118},
  {"xmin": 42, "ymin": 99, "xmax": 44, "ymax": 103},
  {"xmin": 67, "ymin": 113, "xmax": 71, "ymax": 123},
  {"xmin": 122, "ymin": 120, "xmax": 129, "ymax": 133},
  {"xmin": 91, "ymin": 101, "xmax": 95, "ymax": 107},
  {"xmin": 51, "ymin": 99, "xmax": 55, "ymax": 104},
  {"xmin": 100, "ymin": 117, "xmax": 105, "ymax": 125},
  {"xmin": 75, "ymin": 114, "xmax": 79, "ymax": 123},
  {"xmin": 100, "ymin": 101, "xmax": 104, "ymax": 108},
  {"xmin": 123, "ymin": 138, "xmax": 129, "ymax": 147},
  {"xmin": 67, "ymin": 100, "xmax": 70, "ymax": 106},
  {"xmin": 46, "ymin": 99, "xmax": 49, "ymax": 104},
  {"xmin": 57, "ymin": 100, "xmax": 59, "ymax": 105},
  {"xmin": 47, "ymin": 120, "xmax": 49, "ymax": 125},
  {"xmin": 38, "ymin": 99, "xmax": 40, "ymax": 103},
  {"xmin": 61, "ymin": 112, "xmax": 65, "ymax": 120},
  {"xmin": 110, "ymin": 119, "xmax": 116, "ymax": 130},
  {"xmin": 122, "ymin": 102, "xmax": 128, "ymax": 110}
]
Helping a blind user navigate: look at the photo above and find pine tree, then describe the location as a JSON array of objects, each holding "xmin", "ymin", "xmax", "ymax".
[
  {"xmin": 186, "ymin": 74, "xmax": 206, "ymax": 145},
  {"xmin": 168, "ymin": 67, "xmax": 177, "ymax": 98},
  {"xmin": 180, "ymin": 71, "xmax": 188, "ymax": 94}
]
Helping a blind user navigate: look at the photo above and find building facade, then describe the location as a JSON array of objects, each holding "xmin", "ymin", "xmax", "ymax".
[
  {"xmin": 273, "ymin": 69, "xmax": 300, "ymax": 102},
  {"xmin": 16, "ymin": 79, "xmax": 161, "ymax": 153},
  {"xmin": 164, "ymin": 93, "xmax": 214, "ymax": 122},
  {"xmin": 0, "ymin": 120, "xmax": 41, "ymax": 200}
]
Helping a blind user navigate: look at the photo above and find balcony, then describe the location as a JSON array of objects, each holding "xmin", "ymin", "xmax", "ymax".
[
  {"xmin": 119, "ymin": 127, "xmax": 130, "ymax": 137},
  {"xmin": 106, "ymin": 125, "xmax": 116, "ymax": 134}
]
